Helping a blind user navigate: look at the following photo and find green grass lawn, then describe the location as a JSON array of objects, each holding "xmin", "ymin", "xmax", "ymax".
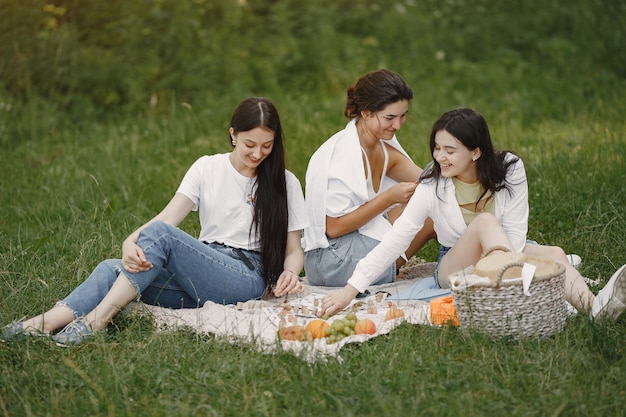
[
  {"xmin": 1, "ymin": 1, "xmax": 625, "ymax": 415},
  {"xmin": 1, "ymin": 92, "xmax": 624, "ymax": 416}
]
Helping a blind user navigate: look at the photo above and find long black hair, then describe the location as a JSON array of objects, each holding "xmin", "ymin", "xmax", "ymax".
[
  {"xmin": 344, "ymin": 69, "xmax": 413, "ymax": 119},
  {"xmin": 229, "ymin": 97, "xmax": 288, "ymax": 291},
  {"xmin": 421, "ymin": 108, "xmax": 520, "ymax": 203}
]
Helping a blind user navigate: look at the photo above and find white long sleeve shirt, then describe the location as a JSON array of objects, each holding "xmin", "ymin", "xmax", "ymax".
[
  {"xmin": 347, "ymin": 153, "xmax": 528, "ymax": 292},
  {"xmin": 303, "ymin": 118, "xmax": 411, "ymax": 251}
]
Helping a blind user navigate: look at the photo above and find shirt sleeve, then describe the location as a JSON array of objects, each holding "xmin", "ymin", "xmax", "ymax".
[
  {"xmin": 286, "ymin": 171, "xmax": 310, "ymax": 232},
  {"xmin": 176, "ymin": 155, "xmax": 210, "ymax": 211},
  {"xmin": 347, "ymin": 185, "xmax": 432, "ymax": 292},
  {"xmin": 500, "ymin": 156, "xmax": 529, "ymax": 251}
]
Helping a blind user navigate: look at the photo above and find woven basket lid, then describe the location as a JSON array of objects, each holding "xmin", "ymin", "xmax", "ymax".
[{"xmin": 473, "ymin": 252, "xmax": 562, "ymax": 282}]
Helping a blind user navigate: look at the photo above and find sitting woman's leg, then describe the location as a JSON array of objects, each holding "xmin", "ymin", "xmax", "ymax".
[
  {"xmin": 436, "ymin": 213, "xmax": 514, "ymax": 288},
  {"xmin": 83, "ymin": 273, "xmax": 137, "ymax": 331},
  {"xmin": 21, "ymin": 258, "xmax": 127, "ymax": 334},
  {"xmin": 130, "ymin": 221, "xmax": 266, "ymax": 306},
  {"xmin": 20, "ymin": 305, "xmax": 75, "ymax": 335},
  {"xmin": 522, "ymin": 244, "xmax": 594, "ymax": 312}
]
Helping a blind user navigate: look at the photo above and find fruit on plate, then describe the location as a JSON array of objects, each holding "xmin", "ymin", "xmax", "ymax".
[
  {"xmin": 306, "ymin": 319, "xmax": 330, "ymax": 339},
  {"xmin": 325, "ymin": 312, "xmax": 359, "ymax": 344},
  {"xmin": 385, "ymin": 306, "xmax": 405, "ymax": 321},
  {"xmin": 354, "ymin": 318, "xmax": 376, "ymax": 335},
  {"xmin": 277, "ymin": 325, "xmax": 312, "ymax": 342}
]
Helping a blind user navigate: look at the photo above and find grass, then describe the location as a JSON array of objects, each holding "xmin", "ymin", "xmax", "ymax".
[
  {"xmin": 1, "ymin": 316, "xmax": 624, "ymax": 416},
  {"xmin": 1, "ymin": 93, "xmax": 625, "ymax": 417},
  {"xmin": 1, "ymin": 0, "xmax": 626, "ymax": 414}
]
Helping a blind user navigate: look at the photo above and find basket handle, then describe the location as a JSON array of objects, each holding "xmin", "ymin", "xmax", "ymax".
[
  {"xmin": 481, "ymin": 245, "xmax": 512, "ymax": 259},
  {"xmin": 494, "ymin": 261, "xmax": 527, "ymax": 286}
]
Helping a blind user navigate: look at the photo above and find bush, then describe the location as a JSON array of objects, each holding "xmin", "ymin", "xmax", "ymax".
[{"xmin": 0, "ymin": 0, "xmax": 623, "ymax": 119}]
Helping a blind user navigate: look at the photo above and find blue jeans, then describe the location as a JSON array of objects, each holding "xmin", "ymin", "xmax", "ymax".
[
  {"xmin": 57, "ymin": 221, "xmax": 266, "ymax": 318},
  {"xmin": 304, "ymin": 230, "xmax": 396, "ymax": 287}
]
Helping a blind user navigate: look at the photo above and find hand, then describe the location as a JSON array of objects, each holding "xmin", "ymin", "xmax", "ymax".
[
  {"xmin": 273, "ymin": 269, "xmax": 304, "ymax": 297},
  {"xmin": 387, "ymin": 182, "xmax": 417, "ymax": 205},
  {"xmin": 320, "ymin": 285, "xmax": 359, "ymax": 317},
  {"xmin": 121, "ymin": 238, "xmax": 153, "ymax": 273}
]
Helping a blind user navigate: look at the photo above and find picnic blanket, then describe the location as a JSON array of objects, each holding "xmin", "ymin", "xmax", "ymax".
[{"xmin": 125, "ymin": 261, "xmax": 445, "ymax": 363}]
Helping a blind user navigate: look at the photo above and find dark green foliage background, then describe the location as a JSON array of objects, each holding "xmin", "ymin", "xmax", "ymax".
[{"xmin": 1, "ymin": 0, "xmax": 624, "ymax": 119}]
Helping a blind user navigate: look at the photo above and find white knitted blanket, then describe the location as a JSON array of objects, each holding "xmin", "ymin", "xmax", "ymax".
[{"xmin": 126, "ymin": 263, "xmax": 438, "ymax": 363}]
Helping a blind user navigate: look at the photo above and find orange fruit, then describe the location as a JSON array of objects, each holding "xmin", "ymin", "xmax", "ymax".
[
  {"xmin": 306, "ymin": 319, "xmax": 330, "ymax": 339},
  {"xmin": 354, "ymin": 318, "xmax": 376, "ymax": 335}
]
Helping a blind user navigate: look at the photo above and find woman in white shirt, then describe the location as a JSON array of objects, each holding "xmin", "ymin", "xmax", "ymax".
[
  {"xmin": 303, "ymin": 69, "xmax": 435, "ymax": 287},
  {"xmin": 321, "ymin": 108, "xmax": 626, "ymax": 322},
  {"xmin": 1, "ymin": 97, "xmax": 309, "ymax": 345}
]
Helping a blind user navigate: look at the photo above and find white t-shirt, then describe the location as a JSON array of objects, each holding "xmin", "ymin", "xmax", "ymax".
[
  {"xmin": 348, "ymin": 153, "xmax": 528, "ymax": 292},
  {"xmin": 176, "ymin": 153, "xmax": 309, "ymax": 251}
]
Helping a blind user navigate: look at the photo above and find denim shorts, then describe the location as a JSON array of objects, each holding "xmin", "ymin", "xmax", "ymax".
[
  {"xmin": 433, "ymin": 245, "xmax": 451, "ymax": 288},
  {"xmin": 304, "ymin": 230, "xmax": 396, "ymax": 287}
]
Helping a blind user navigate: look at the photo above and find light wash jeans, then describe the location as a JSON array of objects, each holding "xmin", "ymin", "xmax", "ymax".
[
  {"xmin": 304, "ymin": 230, "xmax": 396, "ymax": 287},
  {"xmin": 57, "ymin": 221, "xmax": 266, "ymax": 318}
]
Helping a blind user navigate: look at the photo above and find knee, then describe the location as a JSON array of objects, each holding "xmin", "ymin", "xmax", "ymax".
[
  {"xmin": 96, "ymin": 259, "xmax": 124, "ymax": 275},
  {"xmin": 145, "ymin": 220, "xmax": 168, "ymax": 234},
  {"xmin": 472, "ymin": 212, "xmax": 500, "ymax": 228},
  {"xmin": 540, "ymin": 245, "xmax": 568, "ymax": 263},
  {"xmin": 90, "ymin": 259, "xmax": 123, "ymax": 292},
  {"xmin": 139, "ymin": 220, "xmax": 173, "ymax": 242}
]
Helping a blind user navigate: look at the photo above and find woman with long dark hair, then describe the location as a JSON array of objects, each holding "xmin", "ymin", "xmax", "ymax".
[
  {"xmin": 321, "ymin": 108, "xmax": 625, "ymax": 322},
  {"xmin": 2, "ymin": 97, "xmax": 309, "ymax": 345}
]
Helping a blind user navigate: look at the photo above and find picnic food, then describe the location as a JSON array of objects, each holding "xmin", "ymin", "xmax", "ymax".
[
  {"xmin": 354, "ymin": 318, "xmax": 376, "ymax": 335},
  {"xmin": 385, "ymin": 306, "xmax": 405, "ymax": 321},
  {"xmin": 277, "ymin": 325, "xmax": 313, "ymax": 342},
  {"xmin": 306, "ymin": 319, "xmax": 330, "ymax": 339},
  {"xmin": 324, "ymin": 312, "xmax": 359, "ymax": 344}
]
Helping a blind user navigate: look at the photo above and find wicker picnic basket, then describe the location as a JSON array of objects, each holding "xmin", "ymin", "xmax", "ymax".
[{"xmin": 449, "ymin": 252, "xmax": 567, "ymax": 339}]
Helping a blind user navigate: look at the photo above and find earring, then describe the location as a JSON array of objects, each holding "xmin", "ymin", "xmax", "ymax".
[
  {"xmin": 472, "ymin": 156, "xmax": 477, "ymax": 161},
  {"xmin": 231, "ymin": 140, "xmax": 236, "ymax": 146}
]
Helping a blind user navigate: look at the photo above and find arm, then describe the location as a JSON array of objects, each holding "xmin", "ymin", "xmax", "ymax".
[
  {"xmin": 326, "ymin": 190, "xmax": 403, "ymax": 238},
  {"xmin": 321, "ymin": 185, "xmax": 431, "ymax": 316},
  {"xmin": 273, "ymin": 230, "xmax": 305, "ymax": 297},
  {"xmin": 326, "ymin": 147, "xmax": 422, "ymax": 238},
  {"xmin": 121, "ymin": 193, "xmax": 195, "ymax": 273},
  {"xmin": 384, "ymin": 144, "xmax": 423, "ymax": 183}
]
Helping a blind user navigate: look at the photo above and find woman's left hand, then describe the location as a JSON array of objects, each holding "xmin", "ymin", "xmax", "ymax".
[{"xmin": 273, "ymin": 269, "xmax": 304, "ymax": 297}]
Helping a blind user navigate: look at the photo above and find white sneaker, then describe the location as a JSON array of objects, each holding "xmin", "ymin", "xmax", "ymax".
[
  {"xmin": 567, "ymin": 254, "xmax": 582, "ymax": 269},
  {"xmin": 591, "ymin": 264, "xmax": 626, "ymax": 321}
]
